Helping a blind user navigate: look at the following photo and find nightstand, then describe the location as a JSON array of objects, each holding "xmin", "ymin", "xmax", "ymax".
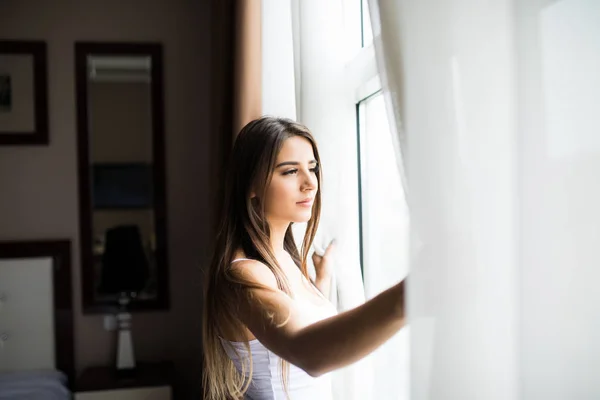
[{"xmin": 74, "ymin": 361, "xmax": 174, "ymax": 400}]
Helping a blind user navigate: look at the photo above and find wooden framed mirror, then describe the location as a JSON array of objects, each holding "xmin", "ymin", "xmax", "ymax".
[{"xmin": 75, "ymin": 42, "xmax": 169, "ymax": 313}]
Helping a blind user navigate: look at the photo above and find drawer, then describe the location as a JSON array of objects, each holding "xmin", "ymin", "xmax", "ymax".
[{"xmin": 74, "ymin": 386, "xmax": 172, "ymax": 400}]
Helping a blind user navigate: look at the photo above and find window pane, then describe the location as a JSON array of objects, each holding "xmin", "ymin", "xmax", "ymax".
[
  {"xmin": 359, "ymin": 93, "xmax": 408, "ymax": 294},
  {"xmin": 358, "ymin": 92, "xmax": 409, "ymax": 400},
  {"xmin": 361, "ymin": 0, "xmax": 373, "ymax": 47}
]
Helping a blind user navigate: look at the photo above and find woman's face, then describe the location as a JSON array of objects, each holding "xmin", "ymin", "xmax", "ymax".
[{"xmin": 261, "ymin": 136, "xmax": 319, "ymax": 224}]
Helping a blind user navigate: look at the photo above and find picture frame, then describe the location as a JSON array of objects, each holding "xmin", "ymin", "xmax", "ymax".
[{"xmin": 0, "ymin": 40, "xmax": 48, "ymax": 145}]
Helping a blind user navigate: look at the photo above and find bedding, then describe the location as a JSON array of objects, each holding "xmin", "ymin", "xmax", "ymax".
[{"xmin": 0, "ymin": 369, "xmax": 71, "ymax": 399}]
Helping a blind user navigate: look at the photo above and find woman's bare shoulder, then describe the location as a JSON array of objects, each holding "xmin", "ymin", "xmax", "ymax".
[{"xmin": 229, "ymin": 257, "xmax": 278, "ymax": 290}]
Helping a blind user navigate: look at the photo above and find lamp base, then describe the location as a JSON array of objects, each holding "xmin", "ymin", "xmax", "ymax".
[
  {"xmin": 116, "ymin": 321, "xmax": 136, "ymax": 370},
  {"xmin": 115, "ymin": 293, "xmax": 136, "ymax": 374}
]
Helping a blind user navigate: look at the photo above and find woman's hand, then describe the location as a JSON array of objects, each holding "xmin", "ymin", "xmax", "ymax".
[
  {"xmin": 312, "ymin": 240, "xmax": 336, "ymax": 297},
  {"xmin": 312, "ymin": 240, "xmax": 336, "ymax": 279}
]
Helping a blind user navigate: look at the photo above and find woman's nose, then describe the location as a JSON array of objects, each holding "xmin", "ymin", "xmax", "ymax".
[{"xmin": 301, "ymin": 171, "xmax": 317, "ymax": 191}]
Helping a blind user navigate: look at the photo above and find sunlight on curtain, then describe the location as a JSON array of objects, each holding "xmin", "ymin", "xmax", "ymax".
[{"xmin": 369, "ymin": 0, "xmax": 600, "ymax": 399}]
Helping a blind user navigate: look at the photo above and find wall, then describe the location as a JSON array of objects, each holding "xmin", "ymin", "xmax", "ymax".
[{"xmin": 0, "ymin": 0, "xmax": 214, "ymax": 397}]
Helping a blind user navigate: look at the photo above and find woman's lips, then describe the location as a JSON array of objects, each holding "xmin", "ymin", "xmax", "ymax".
[{"xmin": 297, "ymin": 199, "xmax": 314, "ymax": 207}]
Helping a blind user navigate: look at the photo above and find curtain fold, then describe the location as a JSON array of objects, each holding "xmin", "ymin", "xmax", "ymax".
[
  {"xmin": 364, "ymin": 3, "xmax": 412, "ymax": 400},
  {"xmin": 209, "ymin": 0, "xmax": 262, "ymax": 238},
  {"xmin": 367, "ymin": 0, "xmax": 408, "ymax": 195},
  {"xmin": 367, "ymin": 1, "xmax": 521, "ymax": 399},
  {"xmin": 261, "ymin": 0, "xmax": 297, "ymax": 121},
  {"xmin": 233, "ymin": 0, "xmax": 262, "ymax": 137}
]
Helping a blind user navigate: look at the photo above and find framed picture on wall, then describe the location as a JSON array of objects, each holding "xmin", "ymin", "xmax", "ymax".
[{"xmin": 0, "ymin": 40, "xmax": 48, "ymax": 145}]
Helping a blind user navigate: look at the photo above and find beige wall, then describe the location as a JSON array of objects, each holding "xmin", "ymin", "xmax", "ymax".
[{"xmin": 0, "ymin": 0, "xmax": 214, "ymax": 397}]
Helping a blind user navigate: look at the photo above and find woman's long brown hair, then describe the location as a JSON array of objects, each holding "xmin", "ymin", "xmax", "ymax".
[{"xmin": 202, "ymin": 117, "xmax": 323, "ymax": 399}]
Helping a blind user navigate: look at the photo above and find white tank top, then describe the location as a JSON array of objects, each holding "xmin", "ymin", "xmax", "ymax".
[{"xmin": 220, "ymin": 258, "xmax": 337, "ymax": 400}]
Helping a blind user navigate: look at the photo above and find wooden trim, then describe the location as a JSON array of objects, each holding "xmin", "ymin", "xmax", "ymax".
[{"xmin": 0, "ymin": 240, "xmax": 75, "ymax": 388}]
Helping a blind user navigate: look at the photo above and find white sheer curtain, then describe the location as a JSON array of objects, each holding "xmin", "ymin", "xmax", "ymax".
[
  {"xmin": 358, "ymin": 2, "xmax": 412, "ymax": 399},
  {"xmin": 369, "ymin": 0, "xmax": 600, "ymax": 399},
  {"xmin": 261, "ymin": 0, "xmax": 296, "ymax": 120},
  {"xmin": 366, "ymin": 0, "xmax": 408, "ymax": 196}
]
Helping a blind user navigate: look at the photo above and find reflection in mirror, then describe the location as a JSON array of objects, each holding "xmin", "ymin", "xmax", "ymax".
[
  {"xmin": 88, "ymin": 55, "xmax": 156, "ymax": 303},
  {"xmin": 76, "ymin": 43, "xmax": 168, "ymax": 313}
]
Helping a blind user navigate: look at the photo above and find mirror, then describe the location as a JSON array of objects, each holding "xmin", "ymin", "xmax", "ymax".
[{"xmin": 75, "ymin": 42, "xmax": 169, "ymax": 313}]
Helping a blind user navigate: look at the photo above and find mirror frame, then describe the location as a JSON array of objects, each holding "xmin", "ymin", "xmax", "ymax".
[{"xmin": 75, "ymin": 42, "xmax": 169, "ymax": 313}]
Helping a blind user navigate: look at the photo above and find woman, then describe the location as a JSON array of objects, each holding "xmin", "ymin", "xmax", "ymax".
[{"xmin": 203, "ymin": 117, "xmax": 406, "ymax": 399}]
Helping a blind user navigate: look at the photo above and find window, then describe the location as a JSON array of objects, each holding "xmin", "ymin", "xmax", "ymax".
[
  {"xmin": 360, "ymin": 0, "xmax": 373, "ymax": 48},
  {"xmin": 289, "ymin": 0, "xmax": 409, "ymax": 397},
  {"xmin": 354, "ymin": 5, "xmax": 409, "ymax": 400},
  {"xmin": 356, "ymin": 90, "xmax": 409, "ymax": 400},
  {"xmin": 357, "ymin": 92, "xmax": 408, "ymax": 292}
]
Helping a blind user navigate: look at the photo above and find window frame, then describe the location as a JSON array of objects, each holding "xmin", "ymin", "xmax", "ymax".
[{"xmin": 355, "ymin": 88, "xmax": 382, "ymax": 279}]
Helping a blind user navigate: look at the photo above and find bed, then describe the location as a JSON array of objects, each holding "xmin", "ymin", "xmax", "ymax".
[{"xmin": 0, "ymin": 240, "xmax": 75, "ymax": 399}]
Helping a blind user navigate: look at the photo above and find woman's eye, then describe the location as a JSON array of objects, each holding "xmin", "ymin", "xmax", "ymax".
[{"xmin": 282, "ymin": 166, "xmax": 319, "ymax": 176}]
